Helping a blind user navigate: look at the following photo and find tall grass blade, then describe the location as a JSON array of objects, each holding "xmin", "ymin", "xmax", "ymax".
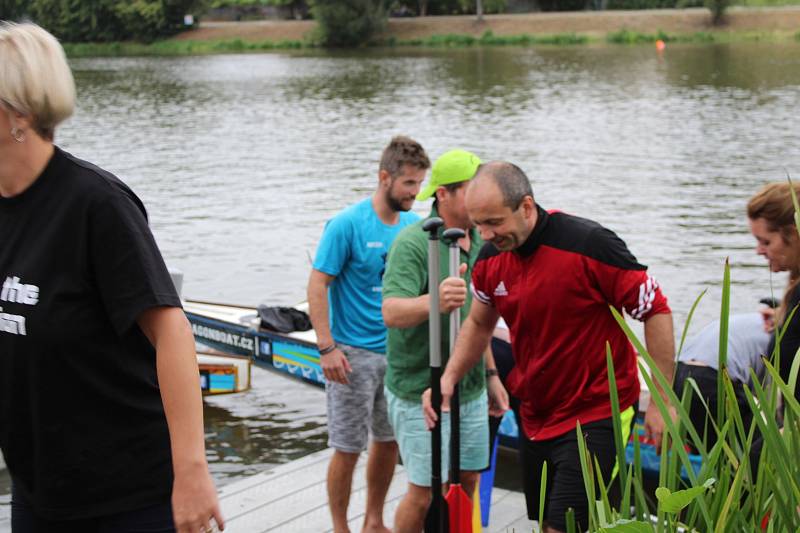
[
  {"xmin": 611, "ymin": 306, "xmax": 708, "ymax": 457},
  {"xmin": 744, "ymin": 382, "xmax": 800, "ymax": 527},
  {"xmin": 539, "ymin": 461, "xmax": 548, "ymax": 533},
  {"xmin": 566, "ymin": 508, "xmax": 577, "ymax": 533},
  {"xmin": 717, "ymin": 258, "xmax": 731, "ymax": 428},
  {"xmin": 576, "ymin": 421, "xmax": 599, "ymax": 529},
  {"xmin": 633, "ymin": 361, "xmax": 713, "ymax": 526},
  {"xmin": 606, "ymin": 343, "xmax": 629, "ymax": 518},
  {"xmin": 762, "ymin": 359, "xmax": 800, "ymax": 428},
  {"xmin": 714, "ymin": 445, "xmax": 746, "ymax": 532},
  {"xmin": 676, "ymin": 289, "xmax": 706, "ymax": 358},
  {"xmin": 631, "ymin": 437, "xmax": 649, "ymax": 522},
  {"xmin": 593, "ymin": 455, "xmax": 613, "ymax": 526}
]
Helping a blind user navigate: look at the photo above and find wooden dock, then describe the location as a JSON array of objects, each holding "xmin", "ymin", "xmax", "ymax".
[{"xmin": 218, "ymin": 447, "xmax": 535, "ymax": 532}]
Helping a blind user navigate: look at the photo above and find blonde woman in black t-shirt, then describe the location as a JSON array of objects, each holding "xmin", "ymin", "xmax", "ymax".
[
  {"xmin": 747, "ymin": 182, "xmax": 800, "ymax": 406},
  {"xmin": 0, "ymin": 22, "xmax": 223, "ymax": 533}
]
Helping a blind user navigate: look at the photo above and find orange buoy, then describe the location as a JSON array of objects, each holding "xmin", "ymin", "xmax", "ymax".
[{"xmin": 655, "ymin": 39, "xmax": 666, "ymax": 51}]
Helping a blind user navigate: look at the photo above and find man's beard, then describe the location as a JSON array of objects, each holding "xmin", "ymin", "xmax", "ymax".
[{"xmin": 386, "ymin": 189, "xmax": 411, "ymax": 212}]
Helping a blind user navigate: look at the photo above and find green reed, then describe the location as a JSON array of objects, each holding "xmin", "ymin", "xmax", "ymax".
[{"xmin": 560, "ymin": 254, "xmax": 800, "ymax": 532}]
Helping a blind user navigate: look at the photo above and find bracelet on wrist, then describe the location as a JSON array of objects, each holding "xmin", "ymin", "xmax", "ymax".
[
  {"xmin": 319, "ymin": 344, "xmax": 337, "ymax": 355},
  {"xmin": 485, "ymin": 368, "xmax": 499, "ymax": 378}
]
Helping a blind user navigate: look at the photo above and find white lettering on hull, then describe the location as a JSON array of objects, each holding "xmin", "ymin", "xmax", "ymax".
[{"xmin": 191, "ymin": 322, "xmax": 254, "ymax": 351}]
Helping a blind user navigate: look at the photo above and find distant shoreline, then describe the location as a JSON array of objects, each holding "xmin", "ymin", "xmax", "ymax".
[
  {"xmin": 180, "ymin": 7, "xmax": 800, "ymax": 41},
  {"xmin": 62, "ymin": 7, "xmax": 800, "ymax": 57}
]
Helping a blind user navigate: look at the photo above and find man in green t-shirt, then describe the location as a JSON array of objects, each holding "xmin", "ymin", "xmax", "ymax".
[{"xmin": 382, "ymin": 149, "xmax": 509, "ymax": 533}]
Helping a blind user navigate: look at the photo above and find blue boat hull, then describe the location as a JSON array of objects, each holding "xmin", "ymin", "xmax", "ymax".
[{"xmin": 185, "ymin": 304, "xmax": 324, "ymax": 388}]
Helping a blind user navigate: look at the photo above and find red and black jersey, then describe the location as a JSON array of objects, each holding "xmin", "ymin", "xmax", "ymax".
[{"xmin": 472, "ymin": 205, "xmax": 670, "ymax": 441}]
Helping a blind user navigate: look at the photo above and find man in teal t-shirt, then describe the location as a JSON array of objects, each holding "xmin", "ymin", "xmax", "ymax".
[
  {"xmin": 382, "ymin": 149, "xmax": 509, "ymax": 533},
  {"xmin": 308, "ymin": 136, "xmax": 430, "ymax": 533}
]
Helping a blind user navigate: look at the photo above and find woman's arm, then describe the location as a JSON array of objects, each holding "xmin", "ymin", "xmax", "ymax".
[{"xmin": 137, "ymin": 306, "xmax": 224, "ymax": 533}]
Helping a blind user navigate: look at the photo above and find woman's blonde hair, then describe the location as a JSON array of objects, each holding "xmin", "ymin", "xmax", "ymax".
[
  {"xmin": 0, "ymin": 22, "xmax": 75, "ymax": 141},
  {"xmin": 748, "ymin": 182, "xmax": 800, "ymax": 323}
]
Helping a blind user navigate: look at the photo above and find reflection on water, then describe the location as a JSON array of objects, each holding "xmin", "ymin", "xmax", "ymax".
[
  {"xmin": 202, "ymin": 366, "xmax": 327, "ymax": 482},
  {"xmin": 1, "ymin": 42, "xmax": 800, "ymax": 526}
]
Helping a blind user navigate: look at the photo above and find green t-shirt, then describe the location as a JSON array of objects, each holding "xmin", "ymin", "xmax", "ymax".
[{"xmin": 383, "ymin": 208, "xmax": 486, "ymax": 403}]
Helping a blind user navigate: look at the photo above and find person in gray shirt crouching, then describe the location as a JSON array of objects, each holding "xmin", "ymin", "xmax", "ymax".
[{"xmin": 673, "ymin": 310, "xmax": 771, "ymax": 452}]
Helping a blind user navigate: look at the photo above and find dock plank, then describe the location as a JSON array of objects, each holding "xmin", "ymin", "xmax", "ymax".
[
  {"xmin": 486, "ymin": 490, "xmax": 535, "ymax": 532},
  {"xmin": 218, "ymin": 447, "xmax": 530, "ymax": 532}
]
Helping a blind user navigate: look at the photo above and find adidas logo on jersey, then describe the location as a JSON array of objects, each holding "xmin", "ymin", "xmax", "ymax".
[{"xmin": 493, "ymin": 281, "xmax": 508, "ymax": 297}]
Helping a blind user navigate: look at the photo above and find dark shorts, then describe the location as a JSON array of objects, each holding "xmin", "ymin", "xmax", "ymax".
[
  {"xmin": 11, "ymin": 482, "xmax": 175, "ymax": 533},
  {"xmin": 520, "ymin": 416, "xmax": 627, "ymax": 532}
]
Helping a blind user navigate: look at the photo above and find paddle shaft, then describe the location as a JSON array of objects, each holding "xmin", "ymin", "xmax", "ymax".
[
  {"xmin": 423, "ymin": 217, "xmax": 446, "ymax": 533},
  {"xmin": 448, "ymin": 238, "xmax": 461, "ymax": 484},
  {"xmin": 443, "ymin": 227, "xmax": 471, "ymax": 533}
]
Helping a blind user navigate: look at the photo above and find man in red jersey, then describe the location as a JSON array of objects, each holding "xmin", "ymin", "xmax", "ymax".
[{"xmin": 424, "ymin": 161, "xmax": 675, "ymax": 533}]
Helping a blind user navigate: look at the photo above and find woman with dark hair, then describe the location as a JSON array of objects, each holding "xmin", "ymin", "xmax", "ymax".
[
  {"xmin": 0, "ymin": 22, "xmax": 223, "ymax": 532},
  {"xmin": 747, "ymin": 182, "xmax": 800, "ymax": 404}
]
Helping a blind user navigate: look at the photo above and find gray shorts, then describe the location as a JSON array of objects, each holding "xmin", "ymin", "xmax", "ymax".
[{"xmin": 326, "ymin": 343, "xmax": 395, "ymax": 453}]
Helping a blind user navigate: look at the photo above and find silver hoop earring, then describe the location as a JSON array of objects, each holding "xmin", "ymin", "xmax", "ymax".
[{"xmin": 10, "ymin": 126, "xmax": 25, "ymax": 143}]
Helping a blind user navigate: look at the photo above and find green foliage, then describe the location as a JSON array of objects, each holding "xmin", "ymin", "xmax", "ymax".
[
  {"xmin": 114, "ymin": 1, "xmax": 170, "ymax": 43},
  {"xmin": 393, "ymin": 30, "xmax": 587, "ymax": 46},
  {"xmin": 597, "ymin": 519, "xmax": 655, "ymax": 532},
  {"xmin": 310, "ymin": 0, "xmax": 386, "ymax": 46},
  {"xmin": 27, "ymin": 0, "xmax": 201, "ymax": 43},
  {"xmin": 536, "ymin": 0, "xmax": 587, "ymax": 10},
  {"xmin": 706, "ymin": 0, "xmax": 729, "ymax": 24},
  {"xmin": 606, "ymin": 29, "xmax": 715, "ymax": 43},
  {"xmin": 0, "ymin": 0, "xmax": 30, "ymax": 19},
  {"xmin": 210, "ymin": 0, "xmax": 268, "ymax": 6},
  {"xmin": 655, "ymin": 478, "xmax": 715, "ymax": 513},
  {"xmin": 62, "ymin": 37, "xmax": 306, "ymax": 56},
  {"xmin": 210, "ymin": 0, "xmax": 299, "ymax": 8},
  {"xmin": 606, "ymin": 0, "xmax": 676, "ymax": 10},
  {"xmin": 388, "ymin": 0, "xmax": 503, "ymax": 17}
]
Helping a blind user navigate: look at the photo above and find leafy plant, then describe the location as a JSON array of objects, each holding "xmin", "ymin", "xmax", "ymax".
[
  {"xmin": 310, "ymin": 0, "xmax": 386, "ymax": 46},
  {"xmin": 27, "ymin": 0, "xmax": 201, "ymax": 43},
  {"xmin": 562, "ymin": 254, "xmax": 800, "ymax": 532},
  {"xmin": 706, "ymin": 0, "xmax": 729, "ymax": 24},
  {"xmin": 0, "ymin": 0, "xmax": 30, "ymax": 20}
]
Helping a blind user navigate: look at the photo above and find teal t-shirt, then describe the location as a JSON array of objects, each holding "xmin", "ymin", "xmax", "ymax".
[
  {"xmin": 313, "ymin": 197, "xmax": 420, "ymax": 353},
  {"xmin": 383, "ymin": 208, "xmax": 485, "ymax": 402}
]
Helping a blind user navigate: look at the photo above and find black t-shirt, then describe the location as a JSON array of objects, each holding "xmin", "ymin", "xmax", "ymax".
[
  {"xmin": 0, "ymin": 147, "xmax": 181, "ymax": 519},
  {"xmin": 767, "ymin": 285, "xmax": 800, "ymax": 404}
]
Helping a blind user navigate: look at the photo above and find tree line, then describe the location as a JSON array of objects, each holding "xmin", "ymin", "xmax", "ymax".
[
  {"xmin": 0, "ymin": 0, "xmax": 727, "ymax": 48},
  {"xmin": 0, "ymin": 0, "xmax": 201, "ymax": 42}
]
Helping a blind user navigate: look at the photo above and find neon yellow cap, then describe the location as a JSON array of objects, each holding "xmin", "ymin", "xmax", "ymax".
[{"xmin": 416, "ymin": 149, "xmax": 482, "ymax": 201}]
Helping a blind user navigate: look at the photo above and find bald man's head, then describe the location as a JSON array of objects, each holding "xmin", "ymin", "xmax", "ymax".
[
  {"xmin": 465, "ymin": 161, "xmax": 538, "ymax": 252},
  {"xmin": 473, "ymin": 161, "xmax": 534, "ymax": 210}
]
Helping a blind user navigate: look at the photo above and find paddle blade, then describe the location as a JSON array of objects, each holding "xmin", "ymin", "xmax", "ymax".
[
  {"xmin": 424, "ymin": 495, "xmax": 449, "ymax": 533},
  {"xmin": 472, "ymin": 485, "xmax": 482, "ymax": 532},
  {"xmin": 446, "ymin": 484, "xmax": 473, "ymax": 533}
]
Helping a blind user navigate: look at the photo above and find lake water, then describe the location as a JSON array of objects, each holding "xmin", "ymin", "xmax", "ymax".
[{"xmin": 1, "ymin": 41, "xmax": 799, "ymax": 529}]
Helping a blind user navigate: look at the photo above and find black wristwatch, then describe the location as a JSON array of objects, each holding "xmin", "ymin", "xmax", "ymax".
[{"xmin": 485, "ymin": 368, "xmax": 499, "ymax": 378}]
